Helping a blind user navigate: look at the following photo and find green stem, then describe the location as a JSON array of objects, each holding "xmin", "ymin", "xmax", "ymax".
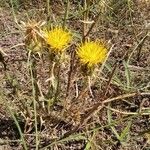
[
  {"xmin": 5, "ymin": 103, "xmax": 28, "ymax": 150},
  {"xmin": 47, "ymin": 52, "xmax": 54, "ymax": 99},
  {"xmin": 63, "ymin": 0, "xmax": 70, "ymax": 29},
  {"xmin": 30, "ymin": 58, "xmax": 39, "ymax": 150},
  {"xmin": 47, "ymin": 0, "xmax": 51, "ymax": 24}
]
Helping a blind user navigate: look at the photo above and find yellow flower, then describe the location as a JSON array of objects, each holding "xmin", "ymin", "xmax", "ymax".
[
  {"xmin": 77, "ymin": 41, "xmax": 107, "ymax": 67},
  {"xmin": 44, "ymin": 27, "xmax": 72, "ymax": 51}
]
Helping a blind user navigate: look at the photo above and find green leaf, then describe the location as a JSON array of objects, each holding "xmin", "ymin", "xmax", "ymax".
[
  {"xmin": 123, "ymin": 61, "xmax": 131, "ymax": 90},
  {"xmin": 120, "ymin": 120, "xmax": 132, "ymax": 143},
  {"xmin": 107, "ymin": 104, "xmax": 121, "ymax": 141},
  {"xmin": 85, "ymin": 140, "xmax": 92, "ymax": 150}
]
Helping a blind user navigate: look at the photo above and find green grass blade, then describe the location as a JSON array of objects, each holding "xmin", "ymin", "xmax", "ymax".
[
  {"xmin": 7, "ymin": 105, "xmax": 28, "ymax": 150},
  {"xmin": 41, "ymin": 134, "xmax": 86, "ymax": 149},
  {"xmin": 120, "ymin": 120, "xmax": 132, "ymax": 143},
  {"xmin": 123, "ymin": 60, "xmax": 131, "ymax": 90},
  {"xmin": 107, "ymin": 104, "xmax": 121, "ymax": 141}
]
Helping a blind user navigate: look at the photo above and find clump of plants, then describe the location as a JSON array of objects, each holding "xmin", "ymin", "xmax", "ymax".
[
  {"xmin": 17, "ymin": 4, "xmax": 111, "ymax": 148},
  {"xmin": 1, "ymin": 0, "xmax": 150, "ymax": 149}
]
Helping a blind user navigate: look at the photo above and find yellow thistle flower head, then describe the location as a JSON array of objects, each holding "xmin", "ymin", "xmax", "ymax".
[
  {"xmin": 44, "ymin": 27, "xmax": 72, "ymax": 52},
  {"xmin": 77, "ymin": 41, "xmax": 107, "ymax": 67}
]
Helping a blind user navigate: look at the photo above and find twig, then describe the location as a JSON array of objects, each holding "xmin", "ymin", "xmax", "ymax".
[
  {"xmin": 82, "ymin": 0, "xmax": 88, "ymax": 42},
  {"xmin": 105, "ymin": 106, "xmax": 150, "ymax": 115},
  {"xmin": 103, "ymin": 92, "xmax": 150, "ymax": 104},
  {"xmin": 61, "ymin": 91, "xmax": 150, "ymax": 139},
  {"xmin": 104, "ymin": 60, "xmax": 120, "ymax": 97},
  {"xmin": 66, "ymin": 50, "xmax": 76, "ymax": 98}
]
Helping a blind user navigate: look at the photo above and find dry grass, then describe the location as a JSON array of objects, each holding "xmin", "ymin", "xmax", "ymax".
[{"xmin": 0, "ymin": 0, "xmax": 150, "ymax": 149}]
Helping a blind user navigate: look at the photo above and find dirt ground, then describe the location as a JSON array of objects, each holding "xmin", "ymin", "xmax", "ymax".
[{"xmin": 0, "ymin": 0, "xmax": 150, "ymax": 149}]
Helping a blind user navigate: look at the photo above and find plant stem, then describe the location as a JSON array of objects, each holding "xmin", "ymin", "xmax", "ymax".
[
  {"xmin": 63, "ymin": 0, "xmax": 70, "ymax": 29},
  {"xmin": 82, "ymin": 0, "xmax": 88, "ymax": 42},
  {"xmin": 66, "ymin": 50, "xmax": 75, "ymax": 98},
  {"xmin": 30, "ymin": 57, "xmax": 39, "ymax": 150},
  {"xmin": 4, "ymin": 101, "xmax": 28, "ymax": 150},
  {"xmin": 54, "ymin": 58, "xmax": 61, "ymax": 103}
]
